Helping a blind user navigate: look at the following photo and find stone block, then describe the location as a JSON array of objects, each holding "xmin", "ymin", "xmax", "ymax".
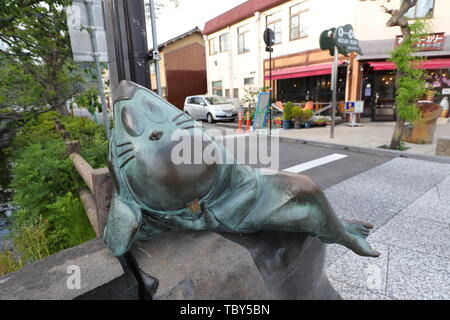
[{"xmin": 436, "ymin": 137, "xmax": 450, "ymax": 157}]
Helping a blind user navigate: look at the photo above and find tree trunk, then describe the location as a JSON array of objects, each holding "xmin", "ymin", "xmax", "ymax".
[
  {"xmin": 390, "ymin": 117, "xmax": 405, "ymax": 150},
  {"xmin": 384, "ymin": 0, "xmax": 417, "ymax": 149},
  {"xmin": 55, "ymin": 103, "xmax": 69, "ymax": 116}
]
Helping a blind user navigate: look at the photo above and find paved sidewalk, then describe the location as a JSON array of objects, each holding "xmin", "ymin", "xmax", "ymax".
[
  {"xmin": 323, "ymin": 158, "xmax": 450, "ymax": 300},
  {"xmin": 278, "ymin": 122, "xmax": 450, "ymax": 156}
]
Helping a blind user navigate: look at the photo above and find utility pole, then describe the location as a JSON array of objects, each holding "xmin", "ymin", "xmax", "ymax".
[
  {"xmin": 103, "ymin": 0, "xmax": 151, "ymax": 92},
  {"xmin": 85, "ymin": 0, "xmax": 110, "ymax": 139},
  {"xmin": 330, "ymin": 45, "xmax": 338, "ymax": 139},
  {"xmin": 148, "ymin": 0, "xmax": 162, "ymax": 96}
]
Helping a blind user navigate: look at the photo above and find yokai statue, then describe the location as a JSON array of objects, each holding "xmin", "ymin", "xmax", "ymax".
[{"xmin": 105, "ymin": 81, "xmax": 379, "ymax": 298}]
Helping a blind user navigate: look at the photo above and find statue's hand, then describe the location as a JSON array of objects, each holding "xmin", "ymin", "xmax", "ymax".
[{"xmin": 104, "ymin": 194, "xmax": 142, "ymax": 256}]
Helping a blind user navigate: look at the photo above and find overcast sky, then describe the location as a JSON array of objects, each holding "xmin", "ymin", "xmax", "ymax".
[{"xmin": 147, "ymin": 0, "xmax": 247, "ymax": 45}]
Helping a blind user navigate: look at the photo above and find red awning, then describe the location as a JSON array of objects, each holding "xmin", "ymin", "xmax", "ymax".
[
  {"xmin": 369, "ymin": 59, "xmax": 450, "ymax": 71},
  {"xmin": 265, "ymin": 63, "xmax": 334, "ymax": 81}
]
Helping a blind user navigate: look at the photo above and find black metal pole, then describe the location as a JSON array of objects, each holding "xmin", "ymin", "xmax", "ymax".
[
  {"xmin": 103, "ymin": 0, "xmax": 150, "ymax": 90},
  {"xmin": 269, "ymin": 48, "xmax": 272, "ymax": 136}
]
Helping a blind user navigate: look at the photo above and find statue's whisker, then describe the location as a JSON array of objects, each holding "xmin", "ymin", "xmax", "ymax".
[
  {"xmin": 175, "ymin": 118, "xmax": 194, "ymax": 126},
  {"xmin": 117, "ymin": 142, "xmax": 132, "ymax": 147},
  {"xmin": 118, "ymin": 148, "xmax": 133, "ymax": 158},
  {"xmin": 120, "ymin": 155, "xmax": 135, "ymax": 168},
  {"xmin": 172, "ymin": 113, "xmax": 186, "ymax": 122}
]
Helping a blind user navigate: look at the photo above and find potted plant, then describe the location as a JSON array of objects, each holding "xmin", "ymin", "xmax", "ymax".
[
  {"xmin": 283, "ymin": 102, "xmax": 293, "ymax": 129},
  {"xmin": 303, "ymin": 109, "xmax": 314, "ymax": 128},
  {"xmin": 291, "ymin": 106, "xmax": 303, "ymax": 129}
]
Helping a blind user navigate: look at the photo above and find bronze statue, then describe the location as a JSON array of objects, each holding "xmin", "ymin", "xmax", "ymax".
[{"xmin": 105, "ymin": 80, "xmax": 380, "ymax": 261}]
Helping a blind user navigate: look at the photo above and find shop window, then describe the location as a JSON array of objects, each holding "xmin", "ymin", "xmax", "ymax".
[
  {"xmin": 244, "ymin": 77, "xmax": 254, "ymax": 86},
  {"xmin": 266, "ymin": 11, "xmax": 282, "ymax": 45},
  {"xmin": 212, "ymin": 81, "xmax": 223, "ymax": 96},
  {"xmin": 209, "ymin": 38, "xmax": 218, "ymax": 55},
  {"xmin": 405, "ymin": 0, "xmax": 435, "ymax": 19},
  {"xmin": 238, "ymin": 25, "xmax": 250, "ymax": 54},
  {"xmin": 219, "ymin": 33, "xmax": 229, "ymax": 52},
  {"xmin": 233, "ymin": 88, "xmax": 239, "ymax": 99},
  {"xmin": 290, "ymin": 1, "xmax": 309, "ymax": 41}
]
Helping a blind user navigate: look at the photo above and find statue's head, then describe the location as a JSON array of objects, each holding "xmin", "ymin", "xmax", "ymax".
[{"xmin": 109, "ymin": 81, "xmax": 219, "ymax": 211}]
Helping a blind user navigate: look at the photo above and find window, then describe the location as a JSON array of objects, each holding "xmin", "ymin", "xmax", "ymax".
[
  {"xmin": 206, "ymin": 96, "xmax": 229, "ymax": 105},
  {"xmin": 244, "ymin": 77, "xmax": 254, "ymax": 86},
  {"xmin": 238, "ymin": 25, "xmax": 250, "ymax": 54},
  {"xmin": 405, "ymin": 0, "xmax": 435, "ymax": 19},
  {"xmin": 233, "ymin": 88, "xmax": 239, "ymax": 99},
  {"xmin": 212, "ymin": 81, "xmax": 223, "ymax": 96},
  {"xmin": 225, "ymin": 89, "xmax": 230, "ymax": 98},
  {"xmin": 219, "ymin": 33, "xmax": 229, "ymax": 52},
  {"xmin": 290, "ymin": 2, "xmax": 309, "ymax": 40},
  {"xmin": 209, "ymin": 38, "xmax": 218, "ymax": 55},
  {"xmin": 266, "ymin": 11, "xmax": 282, "ymax": 44}
]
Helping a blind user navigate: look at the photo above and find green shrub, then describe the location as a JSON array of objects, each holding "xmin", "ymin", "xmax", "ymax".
[
  {"xmin": 284, "ymin": 102, "xmax": 294, "ymax": 121},
  {"xmin": 1, "ymin": 112, "xmax": 107, "ymax": 274}
]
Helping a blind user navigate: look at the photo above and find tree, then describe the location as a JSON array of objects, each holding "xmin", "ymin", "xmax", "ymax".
[
  {"xmin": 359, "ymin": 0, "xmax": 429, "ymax": 149},
  {"xmin": 0, "ymin": 0, "xmax": 85, "ymax": 118}
]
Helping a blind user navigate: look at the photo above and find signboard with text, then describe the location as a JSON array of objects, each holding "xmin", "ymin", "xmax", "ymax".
[
  {"xmin": 345, "ymin": 101, "xmax": 364, "ymax": 113},
  {"xmin": 396, "ymin": 32, "xmax": 445, "ymax": 52}
]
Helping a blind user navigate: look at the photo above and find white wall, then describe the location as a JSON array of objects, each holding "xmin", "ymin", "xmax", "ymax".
[{"xmin": 205, "ymin": 0, "xmax": 449, "ymax": 98}]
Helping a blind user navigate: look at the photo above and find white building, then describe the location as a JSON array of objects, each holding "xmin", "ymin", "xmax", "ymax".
[{"xmin": 203, "ymin": 0, "xmax": 450, "ymax": 121}]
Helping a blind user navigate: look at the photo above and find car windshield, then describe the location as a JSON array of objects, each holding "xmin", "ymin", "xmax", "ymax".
[{"xmin": 205, "ymin": 96, "xmax": 230, "ymax": 105}]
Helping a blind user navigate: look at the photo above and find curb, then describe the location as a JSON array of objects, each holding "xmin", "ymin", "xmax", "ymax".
[{"xmin": 275, "ymin": 136, "xmax": 450, "ymax": 164}]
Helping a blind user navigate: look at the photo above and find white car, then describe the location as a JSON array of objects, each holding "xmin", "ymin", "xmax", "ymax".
[{"xmin": 183, "ymin": 95, "xmax": 238, "ymax": 123}]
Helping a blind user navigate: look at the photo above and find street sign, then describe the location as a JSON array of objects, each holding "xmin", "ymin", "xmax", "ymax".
[
  {"xmin": 320, "ymin": 24, "xmax": 362, "ymax": 57},
  {"xmin": 345, "ymin": 101, "xmax": 364, "ymax": 127},
  {"xmin": 335, "ymin": 24, "xmax": 362, "ymax": 56},
  {"xmin": 263, "ymin": 28, "xmax": 276, "ymax": 48},
  {"xmin": 252, "ymin": 92, "xmax": 271, "ymax": 131},
  {"xmin": 345, "ymin": 101, "xmax": 364, "ymax": 113},
  {"xmin": 66, "ymin": 0, "xmax": 108, "ymax": 62}
]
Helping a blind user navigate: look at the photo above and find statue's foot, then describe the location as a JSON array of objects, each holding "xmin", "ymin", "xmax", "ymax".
[
  {"xmin": 340, "ymin": 220, "xmax": 380, "ymax": 257},
  {"xmin": 343, "ymin": 220, "xmax": 373, "ymax": 239},
  {"xmin": 342, "ymin": 233, "xmax": 380, "ymax": 258}
]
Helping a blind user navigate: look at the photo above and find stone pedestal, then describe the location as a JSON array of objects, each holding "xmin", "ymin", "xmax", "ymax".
[
  {"xmin": 402, "ymin": 103, "xmax": 442, "ymax": 144},
  {"xmin": 436, "ymin": 137, "xmax": 450, "ymax": 157},
  {"xmin": 131, "ymin": 231, "xmax": 340, "ymax": 300},
  {"xmin": 0, "ymin": 231, "xmax": 340, "ymax": 300}
]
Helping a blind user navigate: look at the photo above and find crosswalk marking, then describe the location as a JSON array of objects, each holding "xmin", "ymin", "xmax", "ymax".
[{"xmin": 283, "ymin": 154, "xmax": 348, "ymax": 173}]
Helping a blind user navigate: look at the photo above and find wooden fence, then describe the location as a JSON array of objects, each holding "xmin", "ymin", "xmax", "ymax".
[{"xmin": 55, "ymin": 119, "xmax": 113, "ymax": 237}]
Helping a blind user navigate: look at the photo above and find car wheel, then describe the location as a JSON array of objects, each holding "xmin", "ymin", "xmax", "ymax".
[{"xmin": 207, "ymin": 113, "xmax": 214, "ymax": 124}]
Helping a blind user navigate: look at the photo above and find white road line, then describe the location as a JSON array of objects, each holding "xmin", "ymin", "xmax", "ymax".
[{"xmin": 283, "ymin": 154, "xmax": 348, "ymax": 173}]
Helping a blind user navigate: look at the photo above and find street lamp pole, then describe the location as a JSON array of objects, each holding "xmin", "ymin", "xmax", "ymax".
[
  {"xmin": 85, "ymin": 0, "xmax": 110, "ymax": 139},
  {"xmin": 149, "ymin": 0, "xmax": 162, "ymax": 97},
  {"xmin": 330, "ymin": 45, "xmax": 338, "ymax": 139}
]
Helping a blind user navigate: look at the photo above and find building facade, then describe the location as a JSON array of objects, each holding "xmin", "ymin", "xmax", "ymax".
[
  {"xmin": 150, "ymin": 27, "xmax": 207, "ymax": 109},
  {"xmin": 203, "ymin": 0, "xmax": 450, "ymax": 120}
]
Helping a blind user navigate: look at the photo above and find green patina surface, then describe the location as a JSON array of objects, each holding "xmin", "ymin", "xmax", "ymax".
[{"xmin": 105, "ymin": 81, "xmax": 380, "ymax": 259}]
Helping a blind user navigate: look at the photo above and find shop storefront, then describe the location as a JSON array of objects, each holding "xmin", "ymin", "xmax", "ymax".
[
  {"xmin": 264, "ymin": 49, "xmax": 348, "ymax": 108},
  {"xmin": 357, "ymin": 33, "xmax": 450, "ymax": 122}
]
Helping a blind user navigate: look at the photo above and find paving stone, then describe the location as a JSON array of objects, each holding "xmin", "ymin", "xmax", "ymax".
[
  {"xmin": 325, "ymin": 244, "xmax": 349, "ymax": 268},
  {"xmin": 370, "ymin": 215, "xmax": 450, "ymax": 259},
  {"xmin": 401, "ymin": 186, "xmax": 450, "ymax": 224},
  {"xmin": 437, "ymin": 174, "xmax": 450, "ymax": 196},
  {"xmin": 386, "ymin": 245, "xmax": 450, "ymax": 300},
  {"xmin": 329, "ymin": 279, "xmax": 392, "ymax": 300},
  {"xmin": 325, "ymin": 158, "xmax": 450, "ymax": 230},
  {"xmin": 326, "ymin": 241, "xmax": 389, "ymax": 295}
]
